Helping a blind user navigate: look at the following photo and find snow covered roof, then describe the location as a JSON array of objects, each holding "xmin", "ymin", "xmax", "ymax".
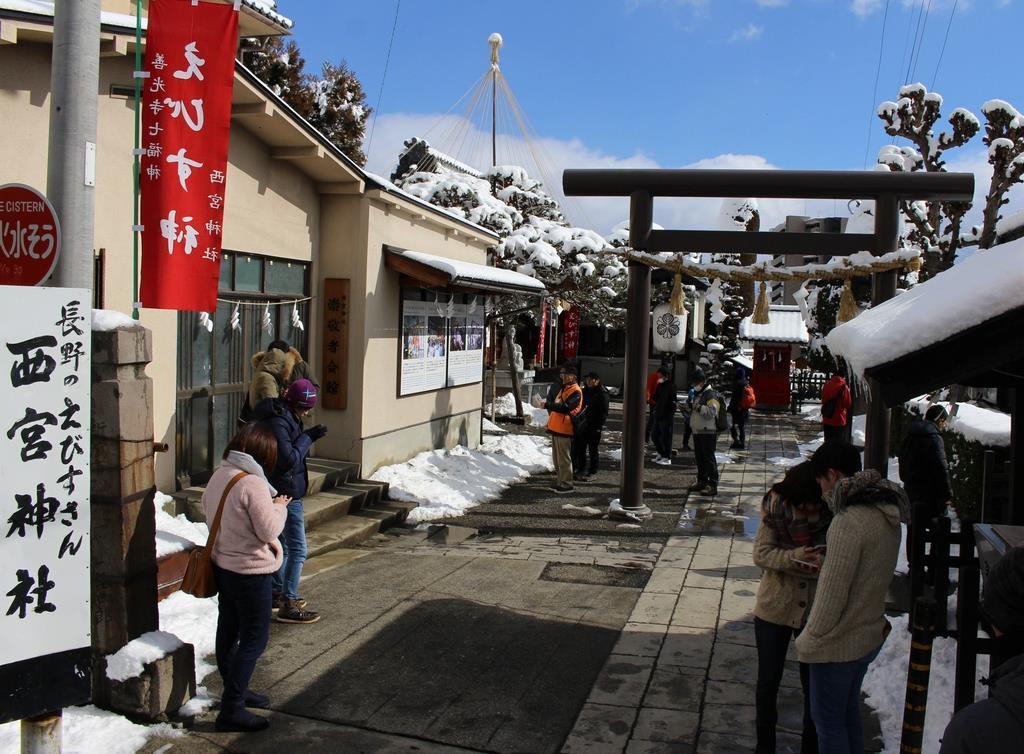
[
  {"xmin": 826, "ymin": 235, "xmax": 1024, "ymax": 380},
  {"xmin": 363, "ymin": 172, "xmax": 500, "ymax": 242},
  {"xmin": 739, "ymin": 305, "xmax": 809, "ymax": 344},
  {"xmin": 729, "ymin": 354, "xmax": 754, "ymax": 372},
  {"xmin": 384, "ymin": 247, "xmax": 546, "ymax": 296}
]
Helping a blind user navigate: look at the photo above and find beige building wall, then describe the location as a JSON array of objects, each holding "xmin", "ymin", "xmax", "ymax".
[
  {"xmin": 316, "ymin": 191, "xmax": 495, "ymax": 474},
  {"xmin": 0, "ymin": 42, "xmax": 320, "ymax": 491}
]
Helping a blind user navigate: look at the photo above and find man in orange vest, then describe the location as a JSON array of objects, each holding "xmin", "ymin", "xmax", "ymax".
[{"xmin": 545, "ymin": 365, "xmax": 584, "ymax": 492}]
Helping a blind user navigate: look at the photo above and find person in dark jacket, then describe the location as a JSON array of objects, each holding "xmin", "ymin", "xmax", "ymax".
[
  {"xmin": 651, "ymin": 367, "xmax": 677, "ymax": 466},
  {"xmin": 939, "ymin": 546, "xmax": 1024, "ymax": 754},
  {"xmin": 573, "ymin": 372, "xmax": 610, "ymax": 480},
  {"xmin": 898, "ymin": 404, "xmax": 953, "ymax": 566},
  {"xmin": 254, "ymin": 378, "xmax": 327, "ymax": 624}
]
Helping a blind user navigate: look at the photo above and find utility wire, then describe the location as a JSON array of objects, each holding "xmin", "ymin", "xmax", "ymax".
[
  {"xmin": 863, "ymin": 0, "xmax": 891, "ymax": 169},
  {"xmin": 903, "ymin": 0, "xmax": 928, "ymax": 85},
  {"xmin": 930, "ymin": 0, "xmax": 958, "ymax": 90},
  {"xmin": 908, "ymin": 0, "xmax": 932, "ymax": 84},
  {"xmin": 366, "ymin": 0, "xmax": 402, "ymax": 157}
]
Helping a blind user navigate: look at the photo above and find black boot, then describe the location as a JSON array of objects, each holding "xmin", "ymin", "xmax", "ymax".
[
  {"xmin": 215, "ymin": 706, "xmax": 270, "ymax": 732},
  {"xmin": 755, "ymin": 724, "xmax": 776, "ymax": 754}
]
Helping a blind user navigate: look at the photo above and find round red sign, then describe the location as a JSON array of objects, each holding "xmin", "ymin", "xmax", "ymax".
[{"xmin": 0, "ymin": 183, "xmax": 61, "ymax": 286}]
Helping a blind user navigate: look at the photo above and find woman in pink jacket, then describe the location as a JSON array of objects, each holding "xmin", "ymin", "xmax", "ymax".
[{"xmin": 202, "ymin": 423, "xmax": 291, "ymax": 732}]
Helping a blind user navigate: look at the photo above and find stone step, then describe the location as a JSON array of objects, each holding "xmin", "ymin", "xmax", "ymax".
[
  {"xmin": 335, "ymin": 479, "xmax": 390, "ymax": 508},
  {"xmin": 307, "ymin": 458, "xmax": 360, "ymax": 489},
  {"xmin": 305, "ymin": 514, "xmax": 383, "ymax": 559},
  {"xmin": 302, "ymin": 489, "xmax": 361, "ymax": 530}
]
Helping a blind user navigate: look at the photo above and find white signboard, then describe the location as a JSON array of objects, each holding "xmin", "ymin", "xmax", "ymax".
[
  {"xmin": 0, "ymin": 286, "xmax": 90, "ymax": 666},
  {"xmin": 400, "ymin": 299, "xmax": 447, "ymax": 395},
  {"xmin": 446, "ymin": 302, "xmax": 485, "ymax": 387}
]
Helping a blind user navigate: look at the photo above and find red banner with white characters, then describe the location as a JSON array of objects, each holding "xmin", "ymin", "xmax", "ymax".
[
  {"xmin": 561, "ymin": 306, "xmax": 580, "ymax": 361},
  {"xmin": 535, "ymin": 301, "xmax": 547, "ymax": 364},
  {"xmin": 139, "ymin": 0, "xmax": 238, "ymax": 312}
]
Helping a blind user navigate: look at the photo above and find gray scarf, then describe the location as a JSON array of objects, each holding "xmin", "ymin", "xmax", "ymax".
[{"xmin": 225, "ymin": 450, "xmax": 277, "ymax": 497}]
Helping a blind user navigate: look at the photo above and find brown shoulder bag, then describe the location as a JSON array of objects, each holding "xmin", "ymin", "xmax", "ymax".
[{"xmin": 180, "ymin": 471, "xmax": 247, "ymax": 598}]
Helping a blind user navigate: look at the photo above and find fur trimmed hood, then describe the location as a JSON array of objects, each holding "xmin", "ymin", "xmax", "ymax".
[
  {"xmin": 280, "ymin": 347, "xmax": 304, "ymax": 385},
  {"xmin": 251, "ymin": 348, "xmax": 287, "ymax": 377}
]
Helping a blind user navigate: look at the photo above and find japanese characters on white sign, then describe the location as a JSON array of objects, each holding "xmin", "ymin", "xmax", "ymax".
[{"xmin": 0, "ymin": 286, "xmax": 90, "ymax": 667}]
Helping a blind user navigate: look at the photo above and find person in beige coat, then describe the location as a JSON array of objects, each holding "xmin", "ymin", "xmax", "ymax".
[
  {"xmin": 796, "ymin": 442, "xmax": 907, "ymax": 754},
  {"xmin": 753, "ymin": 461, "xmax": 831, "ymax": 753},
  {"xmin": 248, "ymin": 347, "xmax": 287, "ymax": 410}
]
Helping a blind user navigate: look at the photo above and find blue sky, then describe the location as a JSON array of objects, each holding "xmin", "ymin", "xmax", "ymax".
[{"xmin": 283, "ymin": 0, "xmax": 1022, "ymax": 233}]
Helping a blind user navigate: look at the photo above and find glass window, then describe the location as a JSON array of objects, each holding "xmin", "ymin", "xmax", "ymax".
[
  {"xmin": 219, "ymin": 253, "xmax": 233, "ymax": 291},
  {"xmin": 234, "ymin": 255, "xmax": 261, "ymax": 292},
  {"xmin": 265, "ymin": 260, "xmax": 306, "ymax": 295}
]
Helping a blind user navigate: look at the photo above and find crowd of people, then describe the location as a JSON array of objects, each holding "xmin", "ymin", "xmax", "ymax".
[{"xmin": 539, "ymin": 358, "xmax": 1020, "ymax": 754}]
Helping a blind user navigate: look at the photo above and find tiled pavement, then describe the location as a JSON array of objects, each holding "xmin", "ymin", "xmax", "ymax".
[{"xmin": 559, "ymin": 417, "xmax": 806, "ymax": 754}]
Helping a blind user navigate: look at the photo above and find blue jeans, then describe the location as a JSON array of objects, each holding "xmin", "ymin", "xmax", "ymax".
[
  {"xmin": 272, "ymin": 499, "xmax": 306, "ymax": 600},
  {"xmin": 214, "ymin": 565, "xmax": 272, "ymax": 711},
  {"xmin": 808, "ymin": 645, "xmax": 881, "ymax": 754}
]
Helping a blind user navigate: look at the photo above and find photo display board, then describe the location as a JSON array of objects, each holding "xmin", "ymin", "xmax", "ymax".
[{"xmin": 399, "ymin": 290, "xmax": 484, "ymax": 396}]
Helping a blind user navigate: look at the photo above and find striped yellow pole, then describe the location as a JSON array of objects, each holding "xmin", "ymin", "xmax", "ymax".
[{"xmin": 901, "ymin": 595, "xmax": 937, "ymax": 753}]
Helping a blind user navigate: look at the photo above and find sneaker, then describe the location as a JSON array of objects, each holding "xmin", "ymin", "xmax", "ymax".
[
  {"xmin": 729, "ymin": 442, "xmax": 743, "ymax": 450},
  {"xmin": 681, "ymin": 444, "xmax": 691, "ymax": 451},
  {"xmin": 687, "ymin": 480, "xmax": 706, "ymax": 492},
  {"xmin": 275, "ymin": 600, "xmax": 320, "ymax": 624},
  {"xmin": 553, "ymin": 484, "xmax": 574, "ymax": 494},
  {"xmin": 651, "ymin": 454, "xmax": 663, "ymax": 463},
  {"xmin": 654, "ymin": 457, "xmax": 672, "ymax": 466},
  {"xmin": 707, "ymin": 486, "xmax": 719, "ymax": 496},
  {"xmin": 272, "ymin": 593, "xmax": 306, "ymax": 612},
  {"xmin": 215, "ymin": 707, "xmax": 270, "ymax": 732}
]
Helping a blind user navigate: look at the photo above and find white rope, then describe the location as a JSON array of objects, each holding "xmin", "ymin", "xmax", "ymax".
[{"xmin": 215, "ymin": 295, "xmax": 313, "ymax": 305}]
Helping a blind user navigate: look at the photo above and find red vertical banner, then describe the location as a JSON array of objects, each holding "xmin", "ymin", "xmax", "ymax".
[
  {"xmin": 535, "ymin": 302, "xmax": 547, "ymax": 365},
  {"xmin": 561, "ymin": 306, "xmax": 580, "ymax": 361},
  {"xmin": 139, "ymin": 0, "xmax": 239, "ymax": 312}
]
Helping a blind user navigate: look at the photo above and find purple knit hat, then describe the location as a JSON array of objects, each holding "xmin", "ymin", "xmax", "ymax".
[{"xmin": 284, "ymin": 378, "xmax": 318, "ymax": 410}]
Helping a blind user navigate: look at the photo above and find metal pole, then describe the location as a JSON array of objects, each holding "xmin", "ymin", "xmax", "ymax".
[
  {"xmin": 21, "ymin": 712, "xmax": 61, "ymax": 754},
  {"xmin": 47, "ymin": 0, "xmax": 100, "ymax": 291},
  {"xmin": 620, "ymin": 191, "xmax": 652, "ymax": 508},
  {"xmin": 954, "ymin": 559, "xmax": 981, "ymax": 712},
  {"xmin": 491, "ymin": 69, "xmax": 497, "ymax": 169},
  {"xmin": 864, "ymin": 194, "xmax": 899, "ymax": 474}
]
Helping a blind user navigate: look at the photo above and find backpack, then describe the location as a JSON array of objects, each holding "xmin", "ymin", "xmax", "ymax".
[
  {"xmin": 714, "ymin": 392, "xmax": 729, "ymax": 432},
  {"xmin": 700, "ymin": 388, "xmax": 729, "ymax": 432},
  {"xmin": 821, "ymin": 395, "xmax": 839, "ymax": 419},
  {"xmin": 739, "ymin": 385, "xmax": 756, "ymax": 411}
]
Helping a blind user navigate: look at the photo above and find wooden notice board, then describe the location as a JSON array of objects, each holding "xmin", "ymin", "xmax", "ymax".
[{"xmin": 321, "ymin": 278, "xmax": 350, "ymax": 410}]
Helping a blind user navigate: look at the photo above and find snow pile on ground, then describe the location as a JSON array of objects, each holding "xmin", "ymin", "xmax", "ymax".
[
  {"xmin": 0, "ymin": 705, "xmax": 182, "ymax": 753},
  {"xmin": 607, "ymin": 448, "xmax": 623, "ymax": 462},
  {"xmin": 482, "ymin": 417, "xmax": 508, "ymax": 435},
  {"xmin": 906, "ymin": 397, "xmax": 1011, "ymax": 447},
  {"xmin": 486, "ymin": 392, "xmax": 549, "ymax": 426},
  {"xmin": 370, "ymin": 434, "xmax": 553, "ymax": 523},
  {"xmin": 106, "ymin": 630, "xmax": 185, "ymax": 682},
  {"xmin": 715, "ymin": 452, "xmax": 737, "ymax": 465},
  {"xmin": 863, "ymin": 603, "xmax": 989, "ymax": 754},
  {"xmin": 827, "ymin": 235, "xmax": 1024, "ymax": 379},
  {"xmin": 155, "ymin": 491, "xmax": 209, "ymax": 558}
]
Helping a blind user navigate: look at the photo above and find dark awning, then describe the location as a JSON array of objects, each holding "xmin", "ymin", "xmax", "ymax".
[{"xmin": 384, "ymin": 246, "xmax": 546, "ymax": 296}]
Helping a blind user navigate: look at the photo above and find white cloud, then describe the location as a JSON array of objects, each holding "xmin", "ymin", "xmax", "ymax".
[
  {"xmin": 729, "ymin": 22, "xmax": 764, "ymax": 42},
  {"xmin": 850, "ymin": 0, "xmax": 883, "ymax": 16},
  {"xmin": 364, "ymin": 112, "xmax": 834, "ymax": 237}
]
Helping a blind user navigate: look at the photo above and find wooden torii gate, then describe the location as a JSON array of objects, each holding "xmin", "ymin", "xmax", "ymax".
[{"xmin": 562, "ymin": 168, "xmax": 975, "ymax": 508}]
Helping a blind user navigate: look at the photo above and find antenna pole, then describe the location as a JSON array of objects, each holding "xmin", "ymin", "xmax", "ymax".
[{"xmin": 488, "ymin": 33, "xmax": 502, "ymax": 167}]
